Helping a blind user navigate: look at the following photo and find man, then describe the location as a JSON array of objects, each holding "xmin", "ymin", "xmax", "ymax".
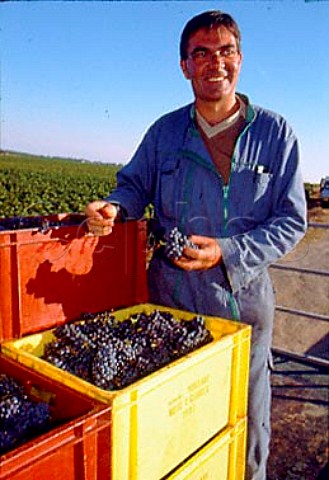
[{"xmin": 85, "ymin": 10, "xmax": 307, "ymax": 479}]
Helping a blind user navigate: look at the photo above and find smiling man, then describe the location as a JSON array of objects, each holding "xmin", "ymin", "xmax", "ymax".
[{"xmin": 85, "ymin": 11, "xmax": 307, "ymax": 480}]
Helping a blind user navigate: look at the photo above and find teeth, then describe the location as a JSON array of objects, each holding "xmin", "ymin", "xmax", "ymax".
[
  {"xmin": 207, "ymin": 70, "xmax": 227, "ymax": 82},
  {"xmin": 208, "ymin": 77, "xmax": 225, "ymax": 82}
]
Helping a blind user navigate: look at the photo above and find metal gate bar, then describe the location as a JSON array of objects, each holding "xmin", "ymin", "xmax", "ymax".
[
  {"xmin": 271, "ymin": 263, "xmax": 329, "ymax": 277},
  {"xmin": 275, "ymin": 305, "xmax": 329, "ymax": 323},
  {"xmin": 272, "ymin": 347, "xmax": 329, "ymax": 370}
]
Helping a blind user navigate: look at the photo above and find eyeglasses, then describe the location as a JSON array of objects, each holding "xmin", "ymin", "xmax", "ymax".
[{"xmin": 188, "ymin": 45, "xmax": 239, "ymax": 64}]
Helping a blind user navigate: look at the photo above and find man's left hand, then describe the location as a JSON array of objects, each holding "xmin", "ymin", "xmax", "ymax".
[{"xmin": 173, "ymin": 235, "xmax": 222, "ymax": 271}]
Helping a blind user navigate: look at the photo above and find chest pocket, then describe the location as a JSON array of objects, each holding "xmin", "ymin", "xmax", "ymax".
[{"xmin": 231, "ymin": 168, "xmax": 273, "ymax": 218}]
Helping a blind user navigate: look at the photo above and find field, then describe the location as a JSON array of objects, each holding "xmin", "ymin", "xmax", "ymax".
[{"xmin": 0, "ymin": 151, "xmax": 121, "ymax": 217}]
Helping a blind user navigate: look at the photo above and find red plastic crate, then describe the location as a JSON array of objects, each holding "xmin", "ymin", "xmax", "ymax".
[
  {"xmin": 0, "ymin": 354, "xmax": 111, "ymax": 480},
  {"xmin": 0, "ymin": 215, "xmax": 148, "ymax": 341}
]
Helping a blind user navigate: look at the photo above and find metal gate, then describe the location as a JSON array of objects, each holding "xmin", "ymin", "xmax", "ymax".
[{"xmin": 271, "ymin": 221, "xmax": 329, "ymax": 370}]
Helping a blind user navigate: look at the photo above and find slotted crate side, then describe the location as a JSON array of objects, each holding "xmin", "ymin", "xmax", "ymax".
[
  {"xmin": 0, "ymin": 354, "xmax": 111, "ymax": 480},
  {"xmin": 165, "ymin": 417, "xmax": 247, "ymax": 480},
  {"xmin": 1, "ymin": 303, "xmax": 251, "ymax": 480},
  {"xmin": 0, "ymin": 216, "xmax": 148, "ymax": 341}
]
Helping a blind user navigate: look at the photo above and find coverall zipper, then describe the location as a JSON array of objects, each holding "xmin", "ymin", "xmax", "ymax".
[
  {"xmin": 178, "ymin": 148, "xmax": 238, "ymax": 319},
  {"xmin": 175, "ymin": 107, "xmax": 255, "ymax": 319},
  {"xmin": 223, "ymin": 113, "xmax": 254, "ymax": 320}
]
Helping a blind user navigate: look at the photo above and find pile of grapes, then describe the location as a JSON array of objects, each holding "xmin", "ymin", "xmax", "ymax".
[
  {"xmin": 164, "ymin": 227, "xmax": 199, "ymax": 260},
  {"xmin": 0, "ymin": 374, "xmax": 51, "ymax": 455},
  {"xmin": 0, "ymin": 215, "xmax": 82, "ymax": 233},
  {"xmin": 42, "ymin": 309, "xmax": 213, "ymax": 390}
]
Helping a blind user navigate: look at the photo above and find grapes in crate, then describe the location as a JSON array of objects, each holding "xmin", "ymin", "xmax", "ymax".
[
  {"xmin": 42, "ymin": 309, "xmax": 213, "ymax": 390},
  {"xmin": 0, "ymin": 374, "xmax": 51, "ymax": 455}
]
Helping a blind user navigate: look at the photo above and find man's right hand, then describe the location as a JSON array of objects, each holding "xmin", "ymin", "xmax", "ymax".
[{"xmin": 84, "ymin": 200, "xmax": 118, "ymax": 236}]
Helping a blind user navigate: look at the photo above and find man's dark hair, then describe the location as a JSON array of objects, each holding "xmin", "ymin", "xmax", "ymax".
[{"xmin": 179, "ymin": 10, "xmax": 241, "ymax": 60}]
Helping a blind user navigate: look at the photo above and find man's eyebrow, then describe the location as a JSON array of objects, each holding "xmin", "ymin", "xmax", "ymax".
[
  {"xmin": 190, "ymin": 46, "xmax": 208, "ymax": 54},
  {"xmin": 190, "ymin": 43, "xmax": 236, "ymax": 54}
]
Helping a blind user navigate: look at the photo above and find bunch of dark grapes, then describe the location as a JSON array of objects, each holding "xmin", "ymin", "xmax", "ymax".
[
  {"xmin": 91, "ymin": 336, "xmax": 144, "ymax": 390},
  {"xmin": 0, "ymin": 373, "xmax": 25, "ymax": 397},
  {"xmin": 0, "ymin": 374, "xmax": 51, "ymax": 455},
  {"xmin": 42, "ymin": 309, "xmax": 213, "ymax": 391},
  {"xmin": 42, "ymin": 313, "xmax": 118, "ymax": 381},
  {"xmin": 164, "ymin": 227, "xmax": 198, "ymax": 260}
]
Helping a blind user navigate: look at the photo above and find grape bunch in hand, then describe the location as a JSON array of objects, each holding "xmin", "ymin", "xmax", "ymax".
[{"xmin": 164, "ymin": 227, "xmax": 198, "ymax": 260}]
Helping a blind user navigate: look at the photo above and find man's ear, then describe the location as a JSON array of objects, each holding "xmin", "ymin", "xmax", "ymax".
[{"xmin": 180, "ymin": 59, "xmax": 191, "ymax": 80}]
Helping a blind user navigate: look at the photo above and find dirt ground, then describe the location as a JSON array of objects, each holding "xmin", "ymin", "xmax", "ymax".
[
  {"xmin": 268, "ymin": 355, "xmax": 328, "ymax": 480},
  {"xmin": 267, "ymin": 203, "xmax": 329, "ymax": 480}
]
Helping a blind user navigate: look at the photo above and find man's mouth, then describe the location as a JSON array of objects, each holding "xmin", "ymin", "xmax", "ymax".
[
  {"xmin": 207, "ymin": 76, "xmax": 226, "ymax": 82},
  {"xmin": 205, "ymin": 70, "xmax": 227, "ymax": 82}
]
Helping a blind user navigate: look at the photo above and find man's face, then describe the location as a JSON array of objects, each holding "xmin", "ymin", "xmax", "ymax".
[{"xmin": 180, "ymin": 26, "xmax": 242, "ymax": 105}]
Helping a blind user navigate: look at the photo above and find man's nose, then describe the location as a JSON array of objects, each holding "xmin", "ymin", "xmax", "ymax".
[{"xmin": 210, "ymin": 51, "xmax": 226, "ymax": 66}]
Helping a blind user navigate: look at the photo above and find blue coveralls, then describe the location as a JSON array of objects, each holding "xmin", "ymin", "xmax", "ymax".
[{"xmin": 108, "ymin": 96, "xmax": 307, "ymax": 480}]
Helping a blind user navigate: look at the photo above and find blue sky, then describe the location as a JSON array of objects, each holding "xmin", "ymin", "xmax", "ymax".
[{"xmin": 1, "ymin": 0, "xmax": 329, "ymax": 183}]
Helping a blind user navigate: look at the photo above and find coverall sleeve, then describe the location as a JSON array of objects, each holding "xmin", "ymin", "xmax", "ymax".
[
  {"xmin": 218, "ymin": 133, "xmax": 307, "ymax": 294},
  {"xmin": 106, "ymin": 125, "xmax": 157, "ymax": 219}
]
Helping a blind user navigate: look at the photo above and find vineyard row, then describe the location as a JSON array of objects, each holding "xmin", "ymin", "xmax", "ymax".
[{"xmin": 0, "ymin": 152, "xmax": 121, "ymax": 217}]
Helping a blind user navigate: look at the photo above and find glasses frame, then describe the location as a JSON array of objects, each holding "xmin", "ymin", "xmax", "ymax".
[{"xmin": 188, "ymin": 45, "xmax": 239, "ymax": 64}]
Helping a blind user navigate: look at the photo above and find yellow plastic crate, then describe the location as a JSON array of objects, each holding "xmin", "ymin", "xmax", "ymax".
[
  {"xmin": 166, "ymin": 417, "xmax": 247, "ymax": 480},
  {"xmin": 1, "ymin": 303, "xmax": 251, "ymax": 480}
]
